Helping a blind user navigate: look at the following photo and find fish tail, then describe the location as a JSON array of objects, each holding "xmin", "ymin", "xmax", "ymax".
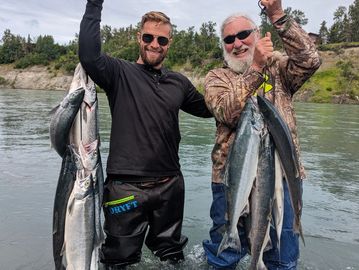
[
  {"xmin": 294, "ymin": 218, "xmax": 305, "ymax": 246},
  {"xmin": 216, "ymin": 231, "xmax": 241, "ymax": 256},
  {"xmin": 299, "ymin": 222, "xmax": 305, "ymax": 246}
]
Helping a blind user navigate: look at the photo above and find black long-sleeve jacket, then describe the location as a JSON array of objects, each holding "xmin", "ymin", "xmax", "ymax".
[{"xmin": 79, "ymin": 0, "xmax": 212, "ymax": 177}]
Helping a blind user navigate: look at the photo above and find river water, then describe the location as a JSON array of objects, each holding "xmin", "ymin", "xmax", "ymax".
[{"xmin": 0, "ymin": 89, "xmax": 358, "ymax": 270}]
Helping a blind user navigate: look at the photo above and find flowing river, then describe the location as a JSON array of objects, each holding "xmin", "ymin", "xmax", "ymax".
[{"xmin": 0, "ymin": 89, "xmax": 358, "ymax": 270}]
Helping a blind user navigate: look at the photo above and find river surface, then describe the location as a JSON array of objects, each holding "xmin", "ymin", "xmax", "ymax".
[{"xmin": 0, "ymin": 89, "xmax": 358, "ymax": 270}]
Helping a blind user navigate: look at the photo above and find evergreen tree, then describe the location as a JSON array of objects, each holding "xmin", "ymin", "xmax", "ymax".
[
  {"xmin": 35, "ymin": 35, "xmax": 63, "ymax": 60},
  {"xmin": 349, "ymin": 0, "xmax": 359, "ymax": 41},
  {"xmin": 284, "ymin": 7, "xmax": 308, "ymax": 25},
  {"xmin": 319, "ymin": 21, "xmax": 329, "ymax": 44},
  {"xmin": 342, "ymin": 14, "xmax": 352, "ymax": 42},
  {"xmin": 328, "ymin": 6, "xmax": 348, "ymax": 43},
  {"xmin": 0, "ymin": 29, "xmax": 25, "ymax": 64}
]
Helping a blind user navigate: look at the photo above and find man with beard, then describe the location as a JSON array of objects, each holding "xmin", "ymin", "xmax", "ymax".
[
  {"xmin": 202, "ymin": 0, "xmax": 321, "ymax": 269},
  {"xmin": 79, "ymin": 0, "xmax": 212, "ymax": 268}
]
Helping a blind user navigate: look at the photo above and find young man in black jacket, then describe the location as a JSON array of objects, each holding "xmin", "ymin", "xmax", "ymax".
[{"xmin": 79, "ymin": 0, "xmax": 212, "ymax": 268}]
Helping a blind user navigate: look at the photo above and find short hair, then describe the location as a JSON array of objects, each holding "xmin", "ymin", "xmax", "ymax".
[
  {"xmin": 140, "ymin": 11, "xmax": 173, "ymax": 37},
  {"xmin": 220, "ymin": 13, "xmax": 257, "ymax": 39}
]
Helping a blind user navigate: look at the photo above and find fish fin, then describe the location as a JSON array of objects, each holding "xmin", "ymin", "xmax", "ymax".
[
  {"xmin": 216, "ymin": 231, "xmax": 241, "ymax": 256},
  {"xmin": 60, "ymin": 240, "xmax": 66, "ymax": 261},
  {"xmin": 257, "ymin": 260, "xmax": 268, "ymax": 270},
  {"xmin": 49, "ymin": 104, "xmax": 60, "ymax": 116},
  {"xmin": 66, "ymin": 192, "xmax": 75, "ymax": 215}
]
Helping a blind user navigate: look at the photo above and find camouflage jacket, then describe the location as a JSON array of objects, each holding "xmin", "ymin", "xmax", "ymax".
[{"xmin": 204, "ymin": 17, "xmax": 321, "ymax": 183}]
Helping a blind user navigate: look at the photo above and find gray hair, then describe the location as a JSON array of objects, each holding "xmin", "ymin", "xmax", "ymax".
[{"xmin": 220, "ymin": 13, "xmax": 258, "ymax": 39}]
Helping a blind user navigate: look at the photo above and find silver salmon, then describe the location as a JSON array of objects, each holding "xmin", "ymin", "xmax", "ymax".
[
  {"xmin": 50, "ymin": 88, "xmax": 85, "ymax": 157},
  {"xmin": 217, "ymin": 100, "xmax": 264, "ymax": 255},
  {"xmin": 257, "ymin": 95, "xmax": 304, "ymax": 244},
  {"xmin": 248, "ymin": 130, "xmax": 275, "ymax": 270},
  {"xmin": 51, "ymin": 63, "xmax": 104, "ymax": 269}
]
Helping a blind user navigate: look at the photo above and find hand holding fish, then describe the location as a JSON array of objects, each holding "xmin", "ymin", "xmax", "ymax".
[
  {"xmin": 251, "ymin": 32, "xmax": 273, "ymax": 72},
  {"xmin": 260, "ymin": 0, "xmax": 285, "ymax": 23}
]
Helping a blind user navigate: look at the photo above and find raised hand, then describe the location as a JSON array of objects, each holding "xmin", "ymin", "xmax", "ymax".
[
  {"xmin": 251, "ymin": 32, "xmax": 273, "ymax": 72},
  {"xmin": 260, "ymin": 0, "xmax": 285, "ymax": 23}
]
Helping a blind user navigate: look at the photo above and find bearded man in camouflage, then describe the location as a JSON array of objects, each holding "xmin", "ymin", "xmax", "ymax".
[{"xmin": 202, "ymin": 0, "xmax": 321, "ymax": 269}]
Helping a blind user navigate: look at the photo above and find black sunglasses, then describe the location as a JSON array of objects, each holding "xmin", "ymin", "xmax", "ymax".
[
  {"xmin": 142, "ymin": 33, "xmax": 169, "ymax": 46},
  {"xmin": 223, "ymin": 29, "xmax": 255, "ymax": 44}
]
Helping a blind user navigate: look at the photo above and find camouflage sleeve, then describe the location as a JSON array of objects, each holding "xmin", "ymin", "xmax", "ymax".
[
  {"xmin": 275, "ymin": 16, "xmax": 322, "ymax": 94},
  {"xmin": 204, "ymin": 67, "xmax": 264, "ymax": 128}
]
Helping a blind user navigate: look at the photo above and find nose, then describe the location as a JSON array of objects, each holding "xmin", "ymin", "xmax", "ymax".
[
  {"xmin": 149, "ymin": 37, "xmax": 160, "ymax": 48},
  {"xmin": 233, "ymin": 37, "xmax": 243, "ymax": 47}
]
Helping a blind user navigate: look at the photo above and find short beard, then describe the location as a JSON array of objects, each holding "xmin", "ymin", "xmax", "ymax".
[
  {"xmin": 140, "ymin": 45, "xmax": 166, "ymax": 67},
  {"xmin": 223, "ymin": 49, "xmax": 253, "ymax": 74}
]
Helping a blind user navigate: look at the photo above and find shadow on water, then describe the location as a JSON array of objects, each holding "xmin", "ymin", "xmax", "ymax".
[{"xmin": 0, "ymin": 89, "xmax": 358, "ymax": 269}]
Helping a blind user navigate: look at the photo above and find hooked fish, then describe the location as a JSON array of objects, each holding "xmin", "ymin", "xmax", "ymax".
[
  {"xmin": 51, "ymin": 63, "xmax": 104, "ymax": 270},
  {"xmin": 257, "ymin": 95, "xmax": 304, "ymax": 244},
  {"xmin": 217, "ymin": 100, "xmax": 264, "ymax": 256},
  {"xmin": 52, "ymin": 148, "xmax": 76, "ymax": 270},
  {"xmin": 248, "ymin": 130, "xmax": 275, "ymax": 270},
  {"xmin": 50, "ymin": 88, "xmax": 85, "ymax": 157}
]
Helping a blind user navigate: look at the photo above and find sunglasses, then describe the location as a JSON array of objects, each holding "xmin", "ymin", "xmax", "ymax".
[
  {"xmin": 142, "ymin": 33, "xmax": 169, "ymax": 46},
  {"xmin": 223, "ymin": 29, "xmax": 255, "ymax": 44}
]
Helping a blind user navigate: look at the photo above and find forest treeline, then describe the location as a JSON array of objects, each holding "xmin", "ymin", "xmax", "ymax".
[{"xmin": 0, "ymin": 1, "xmax": 359, "ymax": 78}]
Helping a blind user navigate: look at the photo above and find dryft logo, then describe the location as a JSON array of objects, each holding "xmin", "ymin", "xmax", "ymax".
[{"xmin": 105, "ymin": 195, "xmax": 139, "ymax": 215}]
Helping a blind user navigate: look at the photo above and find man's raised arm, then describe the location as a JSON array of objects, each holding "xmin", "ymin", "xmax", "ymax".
[{"xmin": 79, "ymin": 0, "xmax": 113, "ymax": 90}]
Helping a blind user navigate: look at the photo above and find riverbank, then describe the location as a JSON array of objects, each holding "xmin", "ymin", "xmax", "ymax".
[
  {"xmin": 0, "ymin": 64, "xmax": 72, "ymax": 91},
  {"xmin": 0, "ymin": 48, "xmax": 358, "ymax": 104}
]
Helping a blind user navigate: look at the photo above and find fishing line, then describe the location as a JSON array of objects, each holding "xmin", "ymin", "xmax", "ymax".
[{"xmin": 258, "ymin": 0, "xmax": 267, "ymax": 15}]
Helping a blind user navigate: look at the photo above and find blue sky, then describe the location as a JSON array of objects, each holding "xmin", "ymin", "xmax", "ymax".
[{"xmin": 0, "ymin": 0, "xmax": 355, "ymax": 44}]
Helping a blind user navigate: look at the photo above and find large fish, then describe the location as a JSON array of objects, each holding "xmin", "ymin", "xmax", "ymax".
[
  {"xmin": 248, "ymin": 131, "xmax": 275, "ymax": 270},
  {"xmin": 257, "ymin": 95, "xmax": 304, "ymax": 244},
  {"xmin": 52, "ymin": 148, "xmax": 76, "ymax": 270},
  {"xmin": 217, "ymin": 100, "xmax": 264, "ymax": 255},
  {"xmin": 51, "ymin": 63, "xmax": 104, "ymax": 269},
  {"xmin": 50, "ymin": 88, "xmax": 85, "ymax": 157}
]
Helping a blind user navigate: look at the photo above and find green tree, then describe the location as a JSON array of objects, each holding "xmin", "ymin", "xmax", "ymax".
[
  {"xmin": 342, "ymin": 14, "xmax": 352, "ymax": 42},
  {"xmin": 284, "ymin": 7, "xmax": 308, "ymax": 26},
  {"xmin": 35, "ymin": 35, "xmax": 64, "ymax": 60},
  {"xmin": 0, "ymin": 29, "xmax": 25, "ymax": 63},
  {"xmin": 328, "ymin": 6, "xmax": 348, "ymax": 43},
  {"xmin": 167, "ymin": 26, "xmax": 197, "ymax": 67},
  {"xmin": 319, "ymin": 21, "xmax": 329, "ymax": 44},
  {"xmin": 349, "ymin": 0, "xmax": 359, "ymax": 41},
  {"xmin": 102, "ymin": 25, "xmax": 138, "ymax": 61},
  {"xmin": 101, "ymin": 25, "xmax": 113, "ymax": 44}
]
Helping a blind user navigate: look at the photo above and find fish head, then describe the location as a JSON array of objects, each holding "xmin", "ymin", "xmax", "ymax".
[
  {"xmin": 79, "ymin": 140, "xmax": 99, "ymax": 170},
  {"xmin": 60, "ymin": 88, "xmax": 85, "ymax": 109}
]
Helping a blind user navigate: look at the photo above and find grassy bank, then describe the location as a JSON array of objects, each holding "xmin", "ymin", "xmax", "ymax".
[{"xmin": 298, "ymin": 47, "xmax": 359, "ymax": 104}]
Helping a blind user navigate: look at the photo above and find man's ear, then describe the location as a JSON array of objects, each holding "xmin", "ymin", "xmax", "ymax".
[{"xmin": 137, "ymin": 32, "xmax": 141, "ymax": 44}]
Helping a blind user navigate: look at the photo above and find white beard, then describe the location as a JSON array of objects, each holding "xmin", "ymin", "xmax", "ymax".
[{"xmin": 224, "ymin": 49, "xmax": 253, "ymax": 74}]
